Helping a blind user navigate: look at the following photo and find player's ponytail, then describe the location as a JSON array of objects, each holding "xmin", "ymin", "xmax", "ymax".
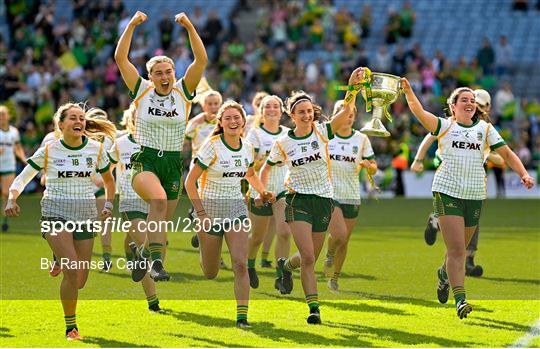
[
  {"xmin": 85, "ymin": 107, "xmax": 117, "ymax": 141},
  {"xmin": 120, "ymin": 103, "xmax": 136, "ymax": 135}
]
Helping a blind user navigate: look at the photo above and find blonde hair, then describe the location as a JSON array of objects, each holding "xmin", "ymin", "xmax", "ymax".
[
  {"xmin": 212, "ymin": 100, "xmax": 247, "ymax": 136},
  {"xmin": 53, "ymin": 103, "xmax": 116, "ymax": 140},
  {"xmin": 120, "ymin": 104, "xmax": 136, "ymax": 134},
  {"xmin": 285, "ymin": 90, "xmax": 324, "ymax": 122},
  {"xmin": 258, "ymin": 95, "xmax": 284, "ymax": 126},
  {"xmin": 252, "ymin": 91, "xmax": 269, "ymax": 111},
  {"xmin": 0, "ymin": 105, "xmax": 9, "ymax": 116},
  {"xmin": 202, "ymin": 90, "xmax": 223, "ymax": 106},
  {"xmin": 146, "ymin": 56, "xmax": 175, "ymax": 75}
]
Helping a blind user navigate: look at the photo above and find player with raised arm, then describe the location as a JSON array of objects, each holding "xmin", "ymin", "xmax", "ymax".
[
  {"xmin": 259, "ymin": 67, "xmax": 366, "ymax": 324},
  {"xmin": 115, "ymin": 10, "xmax": 207, "ymax": 281},
  {"xmin": 401, "ymin": 79, "xmax": 535, "ymax": 319}
]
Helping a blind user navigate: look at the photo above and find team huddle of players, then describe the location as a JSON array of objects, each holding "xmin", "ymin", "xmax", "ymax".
[{"xmin": 1, "ymin": 11, "xmax": 535, "ymax": 341}]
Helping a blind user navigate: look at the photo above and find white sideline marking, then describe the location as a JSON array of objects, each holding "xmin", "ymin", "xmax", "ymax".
[{"xmin": 510, "ymin": 318, "xmax": 540, "ymax": 348}]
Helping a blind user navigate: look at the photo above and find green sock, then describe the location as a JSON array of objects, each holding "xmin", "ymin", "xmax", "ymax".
[
  {"xmin": 261, "ymin": 251, "xmax": 269, "ymax": 262},
  {"xmin": 147, "ymin": 294, "xmax": 159, "ymax": 307},
  {"xmin": 140, "ymin": 246, "xmax": 150, "ymax": 259},
  {"xmin": 125, "ymin": 248, "xmax": 133, "ymax": 262},
  {"xmin": 247, "ymin": 259, "xmax": 256, "ymax": 268},
  {"xmin": 306, "ymin": 294, "xmax": 319, "ymax": 312},
  {"xmin": 64, "ymin": 314, "xmax": 77, "ymax": 331},
  {"xmin": 438, "ymin": 266, "xmax": 448, "ymax": 283},
  {"xmin": 331, "ymin": 272, "xmax": 340, "ymax": 282},
  {"xmin": 148, "ymin": 243, "xmax": 163, "ymax": 261},
  {"xmin": 237, "ymin": 305, "xmax": 248, "ymax": 321},
  {"xmin": 452, "ymin": 286, "xmax": 466, "ymax": 304},
  {"xmin": 275, "ymin": 266, "xmax": 282, "ymax": 278}
]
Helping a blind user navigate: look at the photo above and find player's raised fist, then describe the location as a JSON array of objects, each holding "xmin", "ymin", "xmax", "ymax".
[
  {"xmin": 175, "ymin": 12, "xmax": 193, "ymax": 28},
  {"xmin": 348, "ymin": 67, "xmax": 365, "ymax": 86},
  {"xmin": 129, "ymin": 11, "xmax": 147, "ymax": 27}
]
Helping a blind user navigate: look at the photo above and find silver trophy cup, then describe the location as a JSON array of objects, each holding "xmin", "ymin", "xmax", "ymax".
[{"xmin": 360, "ymin": 73, "xmax": 401, "ymax": 137}]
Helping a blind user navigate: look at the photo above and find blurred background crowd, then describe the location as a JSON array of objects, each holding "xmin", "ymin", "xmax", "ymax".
[{"xmin": 1, "ymin": 0, "xmax": 539, "ymax": 195}]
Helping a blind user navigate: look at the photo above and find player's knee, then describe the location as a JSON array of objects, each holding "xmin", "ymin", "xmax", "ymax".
[
  {"xmin": 447, "ymin": 246, "xmax": 466, "ymax": 260},
  {"xmin": 232, "ymin": 259, "xmax": 247, "ymax": 275},
  {"xmin": 276, "ymin": 225, "xmax": 291, "ymax": 238},
  {"xmin": 149, "ymin": 199, "xmax": 167, "ymax": 214},
  {"xmin": 250, "ymin": 233, "xmax": 264, "ymax": 246},
  {"xmin": 203, "ymin": 269, "xmax": 219, "ymax": 279},
  {"xmin": 301, "ymin": 254, "xmax": 316, "ymax": 268},
  {"xmin": 62, "ymin": 268, "xmax": 78, "ymax": 284}
]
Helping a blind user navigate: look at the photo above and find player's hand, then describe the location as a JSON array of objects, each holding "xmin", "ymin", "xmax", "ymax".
[
  {"xmin": 175, "ymin": 12, "xmax": 193, "ymax": 28},
  {"xmin": 4, "ymin": 199, "xmax": 20, "ymax": 217},
  {"xmin": 100, "ymin": 201, "xmax": 113, "ymax": 221},
  {"xmin": 411, "ymin": 160, "xmax": 424, "ymax": 173},
  {"xmin": 348, "ymin": 67, "xmax": 365, "ymax": 86},
  {"xmin": 400, "ymin": 77, "xmax": 412, "ymax": 94},
  {"xmin": 254, "ymin": 196, "xmax": 264, "ymax": 208},
  {"xmin": 521, "ymin": 174, "xmax": 535, "ymax": 189},
  {"xmin": 100, "ymin": 209, "xmax": 112, "ymax": 221},
  {"xmin": 262, "ymin": 191, "xmax": 276, "ymax": 204},
  {"xmin": 129, "ymin": 11, "xmax": 147, "ymax": 27}
]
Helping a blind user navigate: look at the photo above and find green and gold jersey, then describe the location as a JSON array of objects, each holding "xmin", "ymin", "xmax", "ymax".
[
  {"xmin": 185, "ymin": 113, "xmax": 218, "ymax": 157},
  {"xmin": 195, "ymin": 134, "xmax": 254, "ymax": 219},
  {"xmin": 329, "ymin": 130, "xmax": 374, "ymax": 204},
  {"xmin": 108, "ymin": 134, "xmax": 148, "ymax": 214},
  {"xmin": 432, "ymin": 118, "xmax": 505, "ymax": 200},
  {"xmin": 267, "ymin": 123, "xmax": 334, "ymax": 198},
  {"xmin": 130, "ymin": 77, "xmax": 195, "ymax": 152},
  {"xmin": 27, "ymin": 137, "xmax": 110, "ymax": 220},
  {"xmin": 0, "ymin": 125, "xmax": 20, "ymax": 172},
  {"xmin": 245, "ymin": 125, "xmax": 289, "ymax": 198}
]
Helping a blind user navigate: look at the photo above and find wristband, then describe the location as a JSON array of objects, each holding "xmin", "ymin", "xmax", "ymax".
[{"xmin": 414, "ymin": 158, "xmax": 423, "ymax": 162}]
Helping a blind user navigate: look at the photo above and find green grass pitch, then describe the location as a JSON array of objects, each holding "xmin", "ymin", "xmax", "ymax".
[{"xmin": 1, "ymin": 196, "xmax": 539, "ymax": 347}]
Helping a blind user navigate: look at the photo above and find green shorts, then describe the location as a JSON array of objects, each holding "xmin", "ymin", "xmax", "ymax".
[
  {"xmin": 0, "ymin": 170, "xmax": 15, "ymax": 176},
  {"xmin": 121, "ymin": 211, "xmax": 148, "ymax": 221},
  {"xmin": 285, "ymin": 193, "xmax": 334, "ymax": 233},
  {"xmin": 433, "ymin": 192, "xmax": 483, "ymax": 227},
  {"xmin": 205, "ymin": 215, "xmax": 248, "ymax": 237},
  {"xmin": 334, "ymin": 201, "xmax": 360, "ymax": 219},
  {"xmin": 130, "ymin": 146, "xmax": 183, "ymax": 200},
  {"xmin": 40, "ymin": 217, "xmax": 96, "ymax": 240},
  {"xmin": 94, "ymin": 187, "xmax": 105, "ymax": 198},
  {"xmin": 248, "ymin": 191, "xmax": 286, "ymax": 216}
]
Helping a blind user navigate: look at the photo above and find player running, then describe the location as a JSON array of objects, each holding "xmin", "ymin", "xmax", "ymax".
[
  {"xmin": 245, "ymin": 95, "xmax": 291, "ymax": 291},
  {"xmin": 115, "ymin": 10, "xmax": 207, "ymax": 281},
  {"xmin": 0, "ymin": 105, "xmax": 27, "ymax": 232},
  {"xmin": 185, "ymin": 101, "xmax": 274, "ymax": 329},
  {"xmin": 412, "ymin": 89, "xmax": 502, "ymax": 277},
  {"xmin": 323, "ymin": 99, "xmax": 377, "ymax": 292},
  {"xmin": 401, "ymin": 79, "xmax": 535, "ymax": 319},
  {"xmin": 260, "ymin": 67, "xmax": 366, "ymax": 324},
  {"xmin": 4, "ymin": 102, "xmax": 116, "ymax": 340},
  {"xmin": 108, "ymin": 104, "xmax": 164, "ymax": 313}
]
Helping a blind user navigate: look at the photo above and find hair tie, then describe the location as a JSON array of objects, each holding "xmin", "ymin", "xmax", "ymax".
[{"xmin": 290, "ymin": 97, "xmax": 312, "ymax": 112}]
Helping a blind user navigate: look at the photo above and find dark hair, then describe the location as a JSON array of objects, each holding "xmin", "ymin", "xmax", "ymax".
[{"xmin": 285, "ymin": 90, "xmax": 324, "ymax": 122}]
